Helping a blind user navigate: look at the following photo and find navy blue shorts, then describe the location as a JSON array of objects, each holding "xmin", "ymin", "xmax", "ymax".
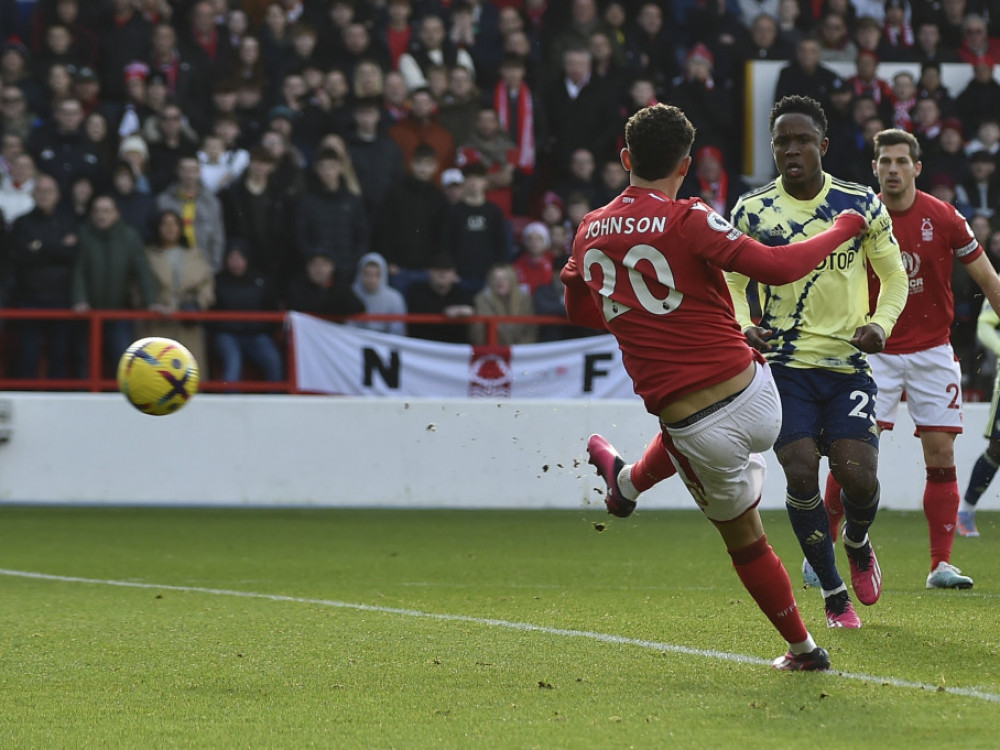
[{"xmin": 770, "ymin": 364, "xmax": 880, "ymax": 454}]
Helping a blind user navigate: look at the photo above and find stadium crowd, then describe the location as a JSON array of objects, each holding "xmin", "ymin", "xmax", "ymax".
[{"xmin": 0, "ymin": 0, "xmax": 998, "ymax": 384}]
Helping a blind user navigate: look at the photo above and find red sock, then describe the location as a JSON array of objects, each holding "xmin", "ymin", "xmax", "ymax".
[
  {"xmin": 924, "ymin": 466, "xmax": 960, "ymax": 570},
  {"xmin": 729, "ymin": 535, "xmax": 809, "ymax": 645},
  {"xmin": 824, "ymin": 473, "xmax": 844, "ymax": 542},
  {"xmin": 631, "ymin": 432, "xmax": 677, "ymax": 493}
]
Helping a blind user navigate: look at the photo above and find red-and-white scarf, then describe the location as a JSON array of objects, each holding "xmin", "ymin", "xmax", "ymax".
[
  {"xmin": 494, "ymin": 80, "xmax": 535, "ymax": 174},
  {"xmin": 698, "ymin": 171, "xmax": 728, "ymax": 215}
]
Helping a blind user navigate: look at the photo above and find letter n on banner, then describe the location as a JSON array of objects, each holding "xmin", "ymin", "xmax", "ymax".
[{"xmin": 469, "ymin": 346, "xmax": 513, "ymax": 397}]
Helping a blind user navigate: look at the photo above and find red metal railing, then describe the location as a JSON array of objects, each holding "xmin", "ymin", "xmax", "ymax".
[{"xmin": 0, "ymin": 309, "xmax": 576, "ymax": 393}]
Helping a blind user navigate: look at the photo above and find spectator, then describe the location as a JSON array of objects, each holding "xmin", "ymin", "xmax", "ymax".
[
  {"xmin": 349, "ymin": 252, "xmax": 408, "ymax": 336},
  {"xmin": 118, "ymin": 134, "xmax": 152, "ymax": 195},
  {"xmin": 382, "ymin": 0, "xmax": 413, "ymax": 70},
  {"xmin": 346, "ymin": 96, "xmax": 406, "ymax": 226},
  {"xmin": 677, "ymin": 144, "xmax": 750, "ymax": 217},
  {"xmin": 0, "ymin": 79, "xmax": 40, "ymax": 141},
  {"xmin": 881, "ymin": 0, "xmax": 914, "ymax": 60},
  {"xmin": 912, "ymin": 95, "xmax": 945, "ymax": 156},
  {"xmin": 398, "ymin": 13, "xmax": 475, "ymax": 92},
  {"xmin": 260, "ymin": 127, "xmax": 305, "ymax": 200},
  {"xmin": 736, "ymin": 12, "xmax": 796, "ymax": 63},
  {"xmin": 374, "ymin": 144, "xmax": 448, "ymax": 295},
  {"xmin": 847, "ymin": 51, "xmax": 893, "ymax": 121},
  {"xmin": 624, "ymin": 1, "xmax": 678, "ymax": 93},
  {"xmin": 185, "ymin": 0, "xmax": 236, "ymax": 78},
  {"xmin": 9, "ymin": 174, "xmax": 78, "ymax": 378},
  {"xmin": 211, "ymin": 244, "xmax": 284, "ymax": 384},
  {"xmin": 285, "ymin": 251, "xmax": 364, "ymax": 317},
  {"xmin": 554, "ymin": 146, "xmax": 600, "ymax": 208},
  {"xmin": 381, "ymin": 70, "xmax": 410, "ymax": 127},
  {"xmin": 890, "ymin": 70, "xmax": 918, "ymax": 131},
  {"xmin": 775, "ymin": 36, "xmax": 839, "ymax": 108},
  {"xmin": 71, "ymin": 194, "xmax": 160, "ymax": 367},
  {"xmin": 911, "ymin": 21, "xmax": 962, "ymax": 65},
  {"xmin": 461, "ymin": 106, "xmax": 521, "ymax": 218},
  {"xmin": 0, "ymin": 152, "xmax": 35, "ymax": 225},
  {"xmin": 471, "ymin": 263, "xmax": 537, "ymax": 345},
  {"xmin": 404, "ymin": 254, "xmax": 475, "ymax": 344},
  {"xmin": 111, "ymin": 160, "xmax": 155, "ymax": 241},
  {"xmin": 965, "ymin": 119, "xmax": 1000, "ymax": 158},
  {"xmin": 156, "ymin": 155, "xmax": 226, "ymax": 271},
  {"xmin": 512, "ymin": 220, "xmax": 554, "ymax": 295},
  {"xmin": 923, "ymin": 117, "xmax": 972, "ymax": 192},
  {"xmin": 441, "ymin": 166, "xmax": 466, "ymax": 205},
  {"xmin": 146, "ymin": 102, "xmax": 200, "ymax": 195},
  {"xmin": 147, "ymin": 23, "xmax": 209, "ymax": 130},
  {"xmin": 955, "ymin": 55, "xmax": 1000, "ymax": 135},
  {"xmin": 1, "ymin": 37, "xmax": 44, "ymax": 114},
  {"xmin": 442, "ymin": 161, "xmax": 511, "ymax": 292},
  {"xmin": 197, "ymin": 132, "xmax": 249, "ymax": 194},
  {"xmin": 27, "ymin": 96, "xmax": 100, "ymax": 192},
  {"xmin": 532, "ymin": 256, "xmax": 592, "ymax": 342},
  {"xmin": 956, "ymin": 150, "xmax": 999, "ymax": 218},
  {"xmin": 917, "ymin": 61, "xmax": 956, "ymax": 117},
  {"xmin": 140, "ymin": 209, "xmax": 215, "ymax": 372},
  {"xmin": 97, "ymin": 0, "xmax": 153, "ymax": 102},
  {"xmin": 82, "ymin": 110, "xmax": 114, "ymax": 179},
  {"xmin": 492, "ymin": 54, "xmax": 540, "ymax": 211},
  {"xmin": 220, "ymin": 145, "xmax": 292, "ymax": 285},
  {"xmin": 957, "ymin": 13, "xmax": 1000, "ymax": 65},
  {"xmin": 542, "ymin": 46, "xmax": 618, "ymax": 178},
  {"xmin": 294, "ymin": 148, "xmax": 369, "ymax": 281},
  {"xmin": 438, "ymin": 64, "xmax": 482, "ymax": 148},
  {"xmin": 669, "ymin": 43, "xmax": 735, "ymax": 157},
  {"xmin": 65, "ymin": 173, "xmax": 93, "ymax": 222},
  {"xmin": 387, "ymin": 86, "xmax": 455, "ymax": 183},
  {"xmin": 258, "ymin": 1, "xmax": 292, "ymax": 75}
]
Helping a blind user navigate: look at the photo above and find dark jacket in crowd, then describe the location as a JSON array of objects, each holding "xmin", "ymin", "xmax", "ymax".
[
  {"xmin": 9, "ymin": 206, "xmax": 80, "ymax": 307},
  {"xmin": 442, "ymin": 200, "xmax": 511, "ymax": 284},
  {"xmin": 70, "ymin": 220, "xmax": 155, "ymax": 309},
  {"xmin": 212, "ymin": 265, "xmax": 280, "ymax": 335},
  {"xmin": 347, "ymin": 134, "xmax": 406, "ymax": 223},
  {"xmin": 285, "ymin": 269, "xmax": 365, "ymax": 317},
  {"xmin": 405, "ymin": 280, "xmax": 475, "ymax": 344},
  {"xmin": 293, "ymin": 183, "xmax": 369, "ymax": 279},
  {"xmin": 27, "ymin": 127, "xmax": 102, "ymax": 192},
  {"xmin": 374, "ymin": 174, "xmax": 449, "ymax": 270},
  {"xmin": 221, "ymin": 176, "xmax": 294, "ymax": 282}
]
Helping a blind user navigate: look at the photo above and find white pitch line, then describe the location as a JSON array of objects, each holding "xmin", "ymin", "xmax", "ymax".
[{"xmin": 2, "ymin": 567, "xmax": 998, "ymax": 704}]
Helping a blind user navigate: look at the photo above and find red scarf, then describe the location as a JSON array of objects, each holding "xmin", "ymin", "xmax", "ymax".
[
  {"xmin": 698, "ymin": 171, "xmax": 728, "ymax": 215},
  {"xmin": 494, "ymin": 80, "xmax": 534, "ymax": 174}
]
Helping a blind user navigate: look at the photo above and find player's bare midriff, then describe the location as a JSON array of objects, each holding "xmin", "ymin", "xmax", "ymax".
[{"xmin": 658, "ymin": 362, "xmax": 755, "ymax": 425}]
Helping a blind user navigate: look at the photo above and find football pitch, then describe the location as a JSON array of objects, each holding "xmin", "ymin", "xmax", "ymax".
[{"xmin": 0, "ymin": 507, "xmax": 997, "ymax": 749}]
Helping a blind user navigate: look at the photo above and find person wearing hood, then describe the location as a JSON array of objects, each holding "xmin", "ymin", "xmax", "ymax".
[{"xmin": 349, "ymin": 252, "xmax": 407, "ymax": 336}]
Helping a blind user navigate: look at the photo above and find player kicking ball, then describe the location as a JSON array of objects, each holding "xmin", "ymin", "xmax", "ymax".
[{"xmin": 563, "ymin": 103, "xmax": 869, "ymax": 671}]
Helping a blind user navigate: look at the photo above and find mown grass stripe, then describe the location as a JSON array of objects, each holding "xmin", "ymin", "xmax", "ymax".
[{"xmin": 3, "ymin": 567, "xmax": 997, "ymax": 704}]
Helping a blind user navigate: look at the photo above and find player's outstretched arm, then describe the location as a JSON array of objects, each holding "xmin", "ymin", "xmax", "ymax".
[
  {"xmin": 560, "ymin": 256, "xmax": 608, "ymax": 330},
  {"xmin": 966, "ymin": 253, "xmax": 1000, "ymax": 325},
  {"xmin": 727, "ymin": 210, "xmax": 868, "ymax": 284},
  {"xmin": 977, "ymin": 304, "xmax": 1000, "ymax": 356}
]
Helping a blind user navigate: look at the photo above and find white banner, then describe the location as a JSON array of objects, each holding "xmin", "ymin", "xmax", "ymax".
[{"xmin": 289, "ymin": 312, "xmax": 638, "ymax": 400}]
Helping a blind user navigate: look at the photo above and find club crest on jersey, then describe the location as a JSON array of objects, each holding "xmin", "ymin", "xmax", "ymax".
[{"xmin": 921, "ymin": 217, "xmax": 933, "ymax": 242}]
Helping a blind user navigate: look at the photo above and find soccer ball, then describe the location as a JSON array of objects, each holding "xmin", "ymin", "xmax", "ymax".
[{"xmin": 117, "ymin": 337, "xmax": 200, "ymax": 416}]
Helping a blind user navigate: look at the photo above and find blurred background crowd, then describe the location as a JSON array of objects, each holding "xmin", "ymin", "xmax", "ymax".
[{"xmin": 0, "ymin": 0, "xmax": 997, "ymax": 390}]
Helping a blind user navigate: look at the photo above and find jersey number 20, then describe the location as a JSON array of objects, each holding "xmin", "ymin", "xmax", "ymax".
[{"xmin": 582, "ymin": 244, "xmax": 684, "ymax": 321}]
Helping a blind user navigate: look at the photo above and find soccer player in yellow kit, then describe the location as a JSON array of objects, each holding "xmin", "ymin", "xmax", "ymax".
[{"xmin": 726, "ymin": 95, "xmax": 908, "ymax": 628}]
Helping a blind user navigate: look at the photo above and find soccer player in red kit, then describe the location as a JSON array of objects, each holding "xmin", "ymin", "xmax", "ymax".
[
  {"xmin": 561, "ymin": 103, "xmax": 869, "ymax": 671},
  {"xmin": 821, "ymin": 128, "xmax": 1000, "ymax": 589}
]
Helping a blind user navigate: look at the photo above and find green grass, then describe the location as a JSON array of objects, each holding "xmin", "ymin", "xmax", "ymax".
[{"xmin": 0, "ymin": 507, "xmax": 997, "ymax": 749}]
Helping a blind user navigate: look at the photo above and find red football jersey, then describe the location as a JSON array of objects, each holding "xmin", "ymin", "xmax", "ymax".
[
  {"xmin": 871, "ymin": 191, "xmax": 982, "ymax": 354},
  {"xmin": 571, "ymin": 186, "xmax": 758, "ymax": 414}
]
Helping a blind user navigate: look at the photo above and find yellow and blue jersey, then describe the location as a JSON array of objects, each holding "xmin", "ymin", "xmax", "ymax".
[{"xmin": 726, "ymin": 173, "xmax": 906, "ymax": 374}]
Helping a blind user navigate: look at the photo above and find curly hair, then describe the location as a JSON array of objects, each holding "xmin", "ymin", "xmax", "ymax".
[
  {"xmin": 769, "ymin": 95, "xmax": 828, "ymax": 138},
  {"xmin": 624, "ymin": 104, "xmax": 696, "ymax": 181},
  {"xmin": 873, "ymin": 127, "xmax": 921, "ymax": 162}
]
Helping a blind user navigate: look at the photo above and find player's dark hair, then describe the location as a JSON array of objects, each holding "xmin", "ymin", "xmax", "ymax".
[
  {"xmin": 873, "ymin": 128, "xmax": 921, "ymax": 162},
  {"xmin": 624, "ymin": 103, "xmax": 696, "ymax": 181},
  {"xmin": 769, "ymin": 95, "xmax": 828, "ymax": 139}
]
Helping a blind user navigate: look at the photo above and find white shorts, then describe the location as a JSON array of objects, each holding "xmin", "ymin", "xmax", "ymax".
[
  {"xmin": 661, "ymin": 362, "xmax": 782, "ymax": 522},
  {"xmin": 868, "ymin": 344, "xmax": 963, "ymax": 433}
]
